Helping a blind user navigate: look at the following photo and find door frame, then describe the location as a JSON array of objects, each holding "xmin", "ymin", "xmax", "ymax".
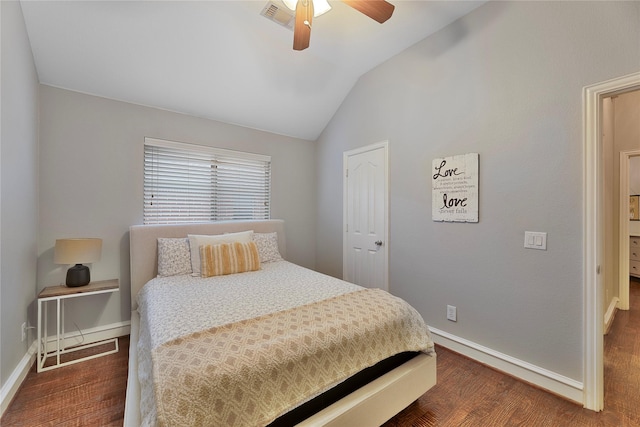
[
  {"xmin": 343, "ymin": 140, "xmax": 389, "ymax": 291},
  {"xmin": 583, "ymin": 71, "xmax": 640, "ymax": 411},
  {"xmin": 619, "ymin": 150, "xmax": 640, "ymax": 311}
]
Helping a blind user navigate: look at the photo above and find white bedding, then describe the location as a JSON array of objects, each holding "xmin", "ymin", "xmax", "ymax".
[
  {"xmin": 136, "ymin": 261, "xmax": 365, "ymax": 426},
  {"xmin": 127, "ymin": 220, "xmax": 437, "ymax": 427},
  {"xmin": 138, "ymin": 261, "xmax": 363, "ymax": 349}
]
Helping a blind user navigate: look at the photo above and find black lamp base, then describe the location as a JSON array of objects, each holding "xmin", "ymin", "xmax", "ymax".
[{"xmin": 66, "ymin": 264, "xmax": 91, "ymax": 287}]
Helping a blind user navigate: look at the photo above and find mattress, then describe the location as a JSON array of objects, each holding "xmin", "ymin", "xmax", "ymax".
[{"xmin": 136, "ymin": 260, "xmax": 434, "ymax": 426}]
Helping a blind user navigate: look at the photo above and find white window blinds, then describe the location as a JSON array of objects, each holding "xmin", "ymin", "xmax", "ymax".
[{"xmin": 143, "ymin": 138, "xmax": 271, "ymax": 224}]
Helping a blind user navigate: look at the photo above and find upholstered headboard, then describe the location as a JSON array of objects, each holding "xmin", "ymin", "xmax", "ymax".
[{"xmin": 129, "ymin": 219, "xmax": 286, "ymax": 310}]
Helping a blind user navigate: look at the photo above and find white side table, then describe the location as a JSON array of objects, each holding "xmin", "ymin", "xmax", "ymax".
[{"xmin": 37, "ymin": 279, "xmax": 119, "ymax": 372}]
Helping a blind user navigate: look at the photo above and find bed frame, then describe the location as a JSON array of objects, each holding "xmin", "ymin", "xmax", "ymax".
[{"xmin": 124, "ymin": 219, "xmax": 436, "ymax": 426}]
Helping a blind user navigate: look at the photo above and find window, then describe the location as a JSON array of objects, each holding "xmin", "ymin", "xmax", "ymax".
[{"xmin": 144, "ymin": 138, "xmax": 271, "ymax": 224}]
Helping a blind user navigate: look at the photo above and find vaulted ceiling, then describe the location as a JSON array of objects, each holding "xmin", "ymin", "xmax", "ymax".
[{"xmin": 20, "ymin": 1, "xmax": 484, "ymax": 140}]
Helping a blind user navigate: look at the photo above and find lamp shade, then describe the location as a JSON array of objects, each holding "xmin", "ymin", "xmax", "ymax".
[{"xmin": 54, "ymin": 238, "xmax": 102, "ymax": 265}]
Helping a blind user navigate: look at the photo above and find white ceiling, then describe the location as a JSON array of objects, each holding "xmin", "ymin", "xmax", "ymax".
[{"xmin": 20, "ymin": 0, "xmax": 484, "ymax": 140}]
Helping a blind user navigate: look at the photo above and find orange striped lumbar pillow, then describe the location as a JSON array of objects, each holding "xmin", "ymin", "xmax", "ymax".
[{"xmin": 199, "ymin": 241, "xmax": 261, "ymax": 278}]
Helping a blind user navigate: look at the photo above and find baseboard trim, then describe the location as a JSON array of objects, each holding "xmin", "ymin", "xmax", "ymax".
[
  {"xmin": 429, "ymin": 327, "xmax": 584, "ymax": 405},
  {"xmin": 604, "ymin": 297, "xmax": 620, "ymax": 335},
  {"xmin": 1, "ymin": 320, "xmax": 130, "ymax": 417},
  {"xmin": 0, "ymin": 341, "xmax": 37, "ymax": 417}
]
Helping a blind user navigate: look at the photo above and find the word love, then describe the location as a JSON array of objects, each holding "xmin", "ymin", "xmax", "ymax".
[
  {"xmin": 441, "ymin": 193, "xmax": 467, "ymax": 209},
  {"xmin": 433, "ymin": 160, "xmax": 463, "ymax": 180}
]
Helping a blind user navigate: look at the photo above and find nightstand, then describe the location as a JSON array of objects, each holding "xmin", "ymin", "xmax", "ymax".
[{"xmin": 37, "ymin": 279, "xmax": 119, "ymax": 372}]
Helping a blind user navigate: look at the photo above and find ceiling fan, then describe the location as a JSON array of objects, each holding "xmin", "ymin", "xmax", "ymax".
[{"xmin": 281, "ymin": 0, "xmax": 395, "ymax": 51}]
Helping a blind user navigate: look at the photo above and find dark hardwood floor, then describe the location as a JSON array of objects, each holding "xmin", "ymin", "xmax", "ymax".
[
  {"xmin": 2, "ymin": 278, "xmax": 639, "ymax": 426},
  {"xmin": 384, "ymin": 277, "xmax": 640, "ymax": 427},
  {"xmin": 1, "ymin": 338, "xmax": 129, "ymax": 427}
]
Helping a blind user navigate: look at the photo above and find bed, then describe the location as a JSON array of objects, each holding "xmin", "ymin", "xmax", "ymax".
[{"xmin": 124, "ymin": 219, "xmax": 436, "ymax": 426}]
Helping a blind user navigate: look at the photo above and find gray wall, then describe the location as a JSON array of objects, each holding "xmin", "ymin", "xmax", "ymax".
[
  {"xmin": 316, "ymin": 1, "xmax": 640, "ymax": 382},
  {"xmin": 1, "ymin": 1, "xmax": 39, "ymax": 388},
  {"xmin": 37, "ymin": 86, "xmax": 316, "ymax": 334}
]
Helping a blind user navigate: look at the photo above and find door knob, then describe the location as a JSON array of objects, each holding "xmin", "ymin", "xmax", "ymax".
[{"xmin": 375, "ymin": 240, "xmax": 383, "ymax": 246}]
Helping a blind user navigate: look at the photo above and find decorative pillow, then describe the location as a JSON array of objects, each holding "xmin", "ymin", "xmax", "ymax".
[
  {"xmin": 200, "ymin": 241, "xmax": 260, "ymax": 278},
  {"xmin": 252, "ymin": 232, "xmax": 283, "ymax": 263},
  {"xmin": 157, "ymin": 238, "xmax": 192, "ymax": 277},
  {"xmin": 188, "ymin": 230, "xmax": 253, "ymax": 276}
]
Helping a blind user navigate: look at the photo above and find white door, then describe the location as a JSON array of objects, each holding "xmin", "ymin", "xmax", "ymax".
[{"xmin": 343, "ymin": 142, "xmax": 388, "ymax": 290}]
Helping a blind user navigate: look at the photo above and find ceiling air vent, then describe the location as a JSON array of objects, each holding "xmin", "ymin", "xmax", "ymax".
[{"xmin": 260, "ymin": 1, "xmax": 295, "ymax": 31}]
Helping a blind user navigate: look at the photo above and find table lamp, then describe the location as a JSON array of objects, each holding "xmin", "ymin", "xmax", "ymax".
[{"xmin": 54, "ymin": 238, "xmax": 102, "ymax": 287}]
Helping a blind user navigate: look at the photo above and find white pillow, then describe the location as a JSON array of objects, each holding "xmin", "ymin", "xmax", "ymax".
[
  {"xmin": 188, "ymin": 230, "xmax": 253, "ymax": 276},
  {"xmin": 252, "ymin": 232, "xmax": 283, "ymax": 263},
  {"xmin": 157, "ymin": 237, "xmax": 192, "ymax": 277}
]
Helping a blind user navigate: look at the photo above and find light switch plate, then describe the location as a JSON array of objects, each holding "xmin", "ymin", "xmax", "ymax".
[
  {"xmin": 447, "ymin": 305, "xmax": 457, "ymax": 322},
  {"xmin": 524, "ymin": 231, "xmax": 547, "ymax": 250}
]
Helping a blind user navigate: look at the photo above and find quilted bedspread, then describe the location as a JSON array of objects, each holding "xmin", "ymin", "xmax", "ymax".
[{"xmin": 137, "ymin": 261, "xmax": 434, "ymax": 427}]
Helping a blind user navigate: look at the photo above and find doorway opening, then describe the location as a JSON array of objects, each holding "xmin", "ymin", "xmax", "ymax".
[{"xmin": 583, "ymin": 72, "xmax": 640, "ymax": 411}]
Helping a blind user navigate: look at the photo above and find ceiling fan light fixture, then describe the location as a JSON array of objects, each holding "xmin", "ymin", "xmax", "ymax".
[{"xmin": 282, "ymin": 0, "xmax": 331, "ymax": 17}]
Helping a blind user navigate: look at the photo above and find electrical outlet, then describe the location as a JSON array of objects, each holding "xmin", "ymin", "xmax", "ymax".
[
  {"xmin": 447, "ymin": 305, "xmax": 457, "ymax": 322},
  {"xmin": 21, "ymin": 322, "xmax": 27, "ymax": 342}
]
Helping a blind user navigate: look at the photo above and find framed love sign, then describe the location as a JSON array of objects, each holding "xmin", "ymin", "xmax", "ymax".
[{"xmin": 432, "ymin": 153, "xmax": 479, "ymax": 222}]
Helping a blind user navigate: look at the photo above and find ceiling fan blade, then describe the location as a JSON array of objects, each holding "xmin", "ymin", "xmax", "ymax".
[
  {"xmin": 342, "ymin": 0, "xmax": 395, "ymax": 23},
  {"xmin": 293, "ymin": 0, "xmax": 314, "ymax": 51}
]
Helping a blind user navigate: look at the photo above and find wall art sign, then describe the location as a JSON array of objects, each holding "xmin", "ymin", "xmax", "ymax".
[{"xmin": 432, "ymin": 153, "xmax": 479, "ymax": 223}]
